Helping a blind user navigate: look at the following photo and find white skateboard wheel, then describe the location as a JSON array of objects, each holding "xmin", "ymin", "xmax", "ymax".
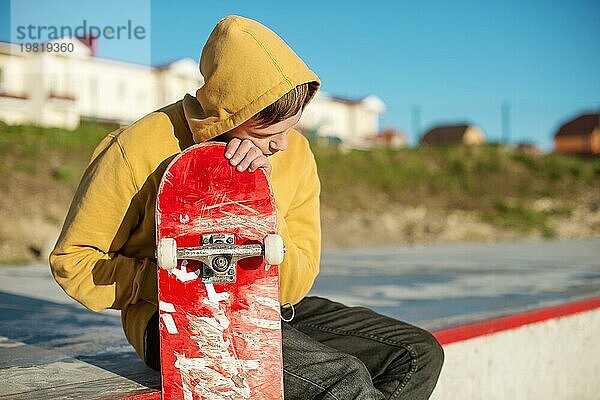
[
  {"xmin": 157, "ymin": 238, "xmax": 177, "ymax": 270},
  {"xmin": 264, "ymin": 234, "xmax": 285, "ymax": 265}
]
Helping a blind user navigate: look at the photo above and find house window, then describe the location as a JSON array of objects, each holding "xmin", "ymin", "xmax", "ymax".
[{"xmin": 0, "ymin": 66, "xmax": 3, "ymax": 91}]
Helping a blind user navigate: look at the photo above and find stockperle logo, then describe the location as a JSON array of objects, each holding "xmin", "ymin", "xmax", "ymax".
[{"xmin": 15, "ymin": 19, "xmax": 147, "ymax": 41}]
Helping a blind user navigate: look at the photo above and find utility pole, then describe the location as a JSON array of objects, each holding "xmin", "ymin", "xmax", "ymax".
[{"xmin": 501, "ymin": 101, "xmax": 511, "ymax": 144}]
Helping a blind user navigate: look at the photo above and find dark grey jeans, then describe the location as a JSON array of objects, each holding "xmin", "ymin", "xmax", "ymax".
[{"xmin": 145, "ymin": 296, "xmax": 444, "ymax": 399}]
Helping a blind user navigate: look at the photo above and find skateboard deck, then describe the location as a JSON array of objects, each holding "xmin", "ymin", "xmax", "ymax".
[{"xmin": 155, "ymin": 142, "xmax": 284, "ymax": 400}]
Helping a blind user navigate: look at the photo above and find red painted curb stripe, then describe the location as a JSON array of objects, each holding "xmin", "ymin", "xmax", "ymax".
[{"xmin": 433, "ymin": 296, "xmax": 600, "ymax": 345}]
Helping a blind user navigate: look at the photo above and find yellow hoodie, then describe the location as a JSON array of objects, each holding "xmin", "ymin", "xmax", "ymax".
[{"xmin": 49, "ymin": 15, "xmax": 321, "ymax": 361}]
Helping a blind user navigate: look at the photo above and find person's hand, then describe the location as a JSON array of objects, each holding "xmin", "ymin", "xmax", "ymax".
[{"xmin": 224, "ymin": 138, "xmax": 272, "ymax": 176}]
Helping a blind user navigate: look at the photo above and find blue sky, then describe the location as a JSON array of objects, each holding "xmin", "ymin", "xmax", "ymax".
[{"xmin": 2, "ymin": 0, "xmax": 599, "ymax": 149}]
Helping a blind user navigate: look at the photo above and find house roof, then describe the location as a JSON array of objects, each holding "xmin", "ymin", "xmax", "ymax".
[
  {"xmin": 422, "ymin": 124, "xmax": 471, "ymax": 144},
  {"xmin": 154, "ymin": 58, "xmax": 200, "ymax": 77},
  {"xmin": 328, "ymin": 94, "xmax": 363, "ymax": 105},
  {"xmin": 0, "ymin": 41, "xmax": 19, "ymax": 52},
  {"xmin": 555, "ymin": 113, "xmax": 600, "ymax": 137},
  {"xmin": 75, "ymin": 35, "xmax": 97, "ymax": 56},
  {"xmin": 319, "ymin": 93, "xmax": 386, "ymax": 114}
]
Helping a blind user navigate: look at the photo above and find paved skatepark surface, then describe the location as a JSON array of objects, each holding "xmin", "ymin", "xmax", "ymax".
[
  {"xmin": 0, "ymin": 238, "xmax": 598, "ymax": 398},
  {"xmin": 311, "ymin": 238, "xmax": 600, "ymax": 331}
]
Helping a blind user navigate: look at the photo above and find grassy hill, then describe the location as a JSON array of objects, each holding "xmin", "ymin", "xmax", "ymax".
[
  {"xmin": 313, "ymin": 143, "xmax": 599, "ymax": 237},
  {"xmin": 1, "ymin": 122, "xmax": 599, "ymax": 263}
]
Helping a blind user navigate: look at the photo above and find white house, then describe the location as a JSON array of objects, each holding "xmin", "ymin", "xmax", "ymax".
[
  {"xmin": 0, "ymin": 37, "xmax": 202, "ymax": 130},
  {"xmin": 299, "ymin": 92, "xmax": 386, "ymax": 146},
  {"xmin": 0, "ymin": 37, "xmax": 386, "ymax": 144}
]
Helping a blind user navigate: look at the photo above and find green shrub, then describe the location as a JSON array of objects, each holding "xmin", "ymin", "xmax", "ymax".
[{"xmin": 481, "ymin": 200, "xmax": 555, "ymax": 237}]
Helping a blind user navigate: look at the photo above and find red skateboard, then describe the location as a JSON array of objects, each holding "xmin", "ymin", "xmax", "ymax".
[{"xmin": 155, "ymin": 143, "xmax": 285, "ymax": 400}]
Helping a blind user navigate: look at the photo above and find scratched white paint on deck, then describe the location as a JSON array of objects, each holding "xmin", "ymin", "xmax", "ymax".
[
  {"xmin": 249, "ymin": 294, "xmax": 281, "ymax": 312},
  {"xmin": 234, "ymin": 279, "xmax": 282, "ymax": 356},
  {"xmin": 175, "ymin": 279, "xmax": 281, "ymax": 399},
  {"xmin": 162, "ymin": 171, "xmax": 174, "ymax": 187},
  {"xmin": 182, "ymin": 315, "xmax": 257, "ymax": 398},
  {"xmin": 168, "ymin": 213, "xmax": 276, "ymax": 239},
  {"xmin": 161, "ymin": 314, "xmax": 178, "ymax": 334},
  {"xmin": 172, "ymin": 261, "xmax": 200, "ymax": 282},
  {"xmin": 200, "ymin": 303, "xmax": 231, "ymax": 332},
  {"xmin": 159, "ymin": 301, "xmax": 176, "ymax": 313},
  {"xmin": 160, "ymin": 301, "xmax": 179, "ymax": 334},
  {"xmin": 201, "ymin": 198, "xmax": 259, "ymax": 214},
  {"xmin": 245, "ymin": 293, "xmax": 281, "ymax": 330},
  {"xmin": 246, "ymin": 317, "xmax": 281, "ymax": 330},
  {"xmin": 176, "ymin": 354, "xmax": 260, "ymax": 400},
  {"xmin": 205, "ymin": 283, "xmax": 229, "ymax": 303},
  {"xmin": 167, "ymin": 191, "xmax": 276, "ymax": 240},
  {"xmin": 185, "ymin": 212, "xmax": 276, "ymax": 239},
  {"xmin": 181, "ymin": 283, "xmax": 251, "ymax": 398}
]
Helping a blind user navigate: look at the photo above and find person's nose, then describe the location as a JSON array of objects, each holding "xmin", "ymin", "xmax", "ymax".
[{"xmin": 271, "ymin": 133, "xmax": 288, "ymax": 152}]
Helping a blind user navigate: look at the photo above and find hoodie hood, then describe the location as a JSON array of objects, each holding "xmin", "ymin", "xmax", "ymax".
[{"xmin": 183, "ymin": 15, "xmax": 321, "ymax": 143}]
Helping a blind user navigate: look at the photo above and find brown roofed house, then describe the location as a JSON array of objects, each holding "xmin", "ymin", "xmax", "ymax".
[
  {"xmin": 553, "ymin": 113, "xmax": 600, "ymax": 156},
  {"xmin": 367, "ymin": 128, "xmax": 408, "ymax": 149},
  {"xmin": 420, "ymin": 124, "xmax": 485, "ymax": 146}
]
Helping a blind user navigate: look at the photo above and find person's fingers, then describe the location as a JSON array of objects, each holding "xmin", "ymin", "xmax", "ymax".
[
  {"xmin": 224, "ymin": 138, "xmax": 242, "ymax": 160},
  {"xmin": 248, "ymin": 155, "xmax": 271, "ymax": 174},
  {"xmin": 236, "ymin": 146, "xmax": 263, "ymax": 171},
  {"xmin": 228, "ymin": 139, "xmax": 254, "ymax": 166},
  {"xmin": 259, "ymin": 164, "xmax": 272, "ymax": 176},
  {"xmin": 222, "ymin": 139, "xmax": 270, "ymax": 175}
]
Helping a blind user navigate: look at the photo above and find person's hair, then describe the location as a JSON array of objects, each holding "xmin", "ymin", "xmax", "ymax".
[{"xmin": 252, "ymin": 83, "xmax": 310, "ymax": 128}]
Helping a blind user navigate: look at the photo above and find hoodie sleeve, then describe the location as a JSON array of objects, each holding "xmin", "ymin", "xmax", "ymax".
[
  {"xmin": 49, "ymin": 133, "xmax": 157, "ymax": 312},
  {"xmin": 276, "ymin": 148, "xmax": 321, "ymax": 306}
]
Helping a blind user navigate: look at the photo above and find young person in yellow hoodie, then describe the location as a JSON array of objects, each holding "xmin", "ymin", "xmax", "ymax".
[{"xmin": 50, "ymin": 15, "xmax": 443, "ymax": 399}]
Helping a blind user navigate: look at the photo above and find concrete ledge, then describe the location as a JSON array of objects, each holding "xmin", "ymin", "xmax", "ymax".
[{"xmin": 430, "ymin": 297, "xmax": 600, "ymax": 400}]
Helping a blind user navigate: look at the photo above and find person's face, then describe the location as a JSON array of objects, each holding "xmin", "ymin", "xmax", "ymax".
[{"xmin": 219, "ymin": 110, "xmax": 302, "ymax": 156}]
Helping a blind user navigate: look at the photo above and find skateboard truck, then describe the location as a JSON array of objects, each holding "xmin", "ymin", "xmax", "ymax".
[{"xmin": 156, "ymin": 233, "xmax": 285, "ymax": 283}]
